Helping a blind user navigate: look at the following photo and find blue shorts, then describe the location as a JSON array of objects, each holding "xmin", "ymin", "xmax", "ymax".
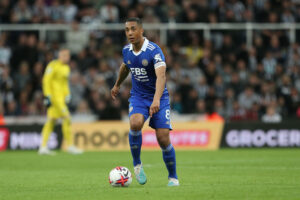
[{"xmin": 129, "ymin": 96, "xmax": 172, "ymax": 130}]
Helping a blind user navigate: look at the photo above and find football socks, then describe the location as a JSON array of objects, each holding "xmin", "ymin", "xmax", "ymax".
[
  {"xmin": 162, "ymin": 143, "xmax": 178, "ymax": 179},
  {"xmin": 129, "ymin": 130, "xmax": 142, "ymax": 166}
]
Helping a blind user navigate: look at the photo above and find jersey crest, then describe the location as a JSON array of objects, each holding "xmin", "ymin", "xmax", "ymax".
[{"xmin": 142, "ymin": 59, "xmax": 148, "ymax": 66}]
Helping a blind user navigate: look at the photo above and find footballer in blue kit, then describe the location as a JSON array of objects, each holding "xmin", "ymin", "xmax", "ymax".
[{"xmin": 111, "ymin": 18, "xmax": 179, "ymax": 186}]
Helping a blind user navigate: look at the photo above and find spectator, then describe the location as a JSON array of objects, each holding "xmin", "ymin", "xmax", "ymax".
[
  {"xmin": 99, "ymin": 0, "xmax": 119, "ymax": 23},
  {"xmin": 229, "ymin": 100, "xmax": 246, "ymax": 121},
  {"xmin": 48, "ymin": 0, "xmax": 64, "ymax": 23},
  {"xmin": 0, "ymin": 34, "xmax": 11, "ymax": 65},
  {"xmin": 238, "ymin": 86, "xmax": 260, "ymax": 110},
  {"xmin": 262, "ymin": 51, "xmax": 277, "ymax": 80},
  {"xmin": 63, "ymin": 0, "xmax": 78, "ymax": 23},
  {"xmin": 69, "ymin": 71, "xmax": 85, "ymax": 112},
  {"xmin": 118, "ymin": 0, "xmax": 130, "ymax": 21},
  {"xmin": 32, "ymin": 0, "xmax": 50, "ymax": 23},
  {"xmin": 65, "ymin": 20, "xmax": 89, "ymax": 55},
  {"xmin": 214, "ymin": 75, "xmax": 226, "ymax": 98},
  {"xmin": 262, "ymin": 106, "xmax": 282, "ymax": 123},
  {"xmin": 11, "ymin": 0, "xmax": 32, "ymax": 23},
  {"xmin": 195, "ymin": 99, "xmax": 206, "ymax": 115},
  {"xmin": 195, "ymin": 77, "xmax": 209, "ymax": 99},
  {"xmin": 182, "ymin": 34, "xmax": 203, "ymax": 64},
  {"xmin": 75, "ymin": 100, "xmax": 91, "ymax": 115},
  {"xmin": 5, "ymin": 100, "xmax": 19, "ymax": 116},
  {"xmin": 14, "ymin": 61, "xmax": 31, "ymax": 93},
  {"xmin": 25, "ymin": 35, "xmax": 39, "ymax": 68},
  {"xmin": 0, "ymin": 0, "xmax": 11, "ymax": 23}
]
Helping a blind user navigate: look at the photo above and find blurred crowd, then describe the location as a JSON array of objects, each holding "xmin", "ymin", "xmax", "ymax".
[{"xmin": 1, "ymin": 0, "xmax": 300, "ymax": 122}]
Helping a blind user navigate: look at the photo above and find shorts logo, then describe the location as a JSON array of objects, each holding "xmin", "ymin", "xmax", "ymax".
[
  {"xmin": 142, "ymin": 59, "xmax": 148, "ymax": 66},
  {"xmin": 129, "ymin": 106, "xmax": 133, "ymax": 113}
]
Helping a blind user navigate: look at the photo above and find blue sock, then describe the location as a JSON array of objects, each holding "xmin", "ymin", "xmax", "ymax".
[
  {"xmin": 129, "ymin": 130, "xmax": 142, "ymax": 166},
  {"xmin": 162, "ymin": 144, "xmax": 178, "ymax": 179}
]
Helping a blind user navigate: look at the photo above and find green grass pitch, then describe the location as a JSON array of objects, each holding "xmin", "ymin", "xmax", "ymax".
[{"xmin": 0, "ymin": 149, "xmax": 300, "ymax": 200}]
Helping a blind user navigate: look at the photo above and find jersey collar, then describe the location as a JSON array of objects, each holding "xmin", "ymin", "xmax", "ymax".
[{"xmin": 129, "ymin": 37, "xmax": 149, "ymax": 52}]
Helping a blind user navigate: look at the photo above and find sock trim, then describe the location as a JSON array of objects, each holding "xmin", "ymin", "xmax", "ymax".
[
  {"xmin": 129, "ymin": 130, "xmax": 142, "ymax": 136},
  {"xmin": 162, "ymin": 143, "xmax": 173, "ymax": 152}
]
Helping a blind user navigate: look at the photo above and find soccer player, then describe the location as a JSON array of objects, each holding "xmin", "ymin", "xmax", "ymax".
[
  {"xmin": 111, "ymin": 18, "xmax": 179, "ymax": 186},
  {"xmin": 39, "ymin": 49, "xmax": 83, "ymax": 155}
]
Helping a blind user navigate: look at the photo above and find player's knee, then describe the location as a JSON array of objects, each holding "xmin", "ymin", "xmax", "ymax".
[
  {"xmin": 157, "ymin": 135, "xmax": 170, "ymax": 148},
  {"xmin": 130, "ymin": 115, "xmax": 144, "ymax": 131},
  {"xmin": 130, "ymin": 121, "xmax": 143, "ymax": 131}
]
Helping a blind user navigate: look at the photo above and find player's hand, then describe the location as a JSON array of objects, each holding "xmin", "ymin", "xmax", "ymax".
[
  {"xmin": 150, "ymin": 99, "xmax": 160, "ymax": 117},
  {"xmin": 43, "ymin": 96, "xmax": 51, "ymax": 108},
  {"xmin": 111, "ymin": 85, "xmax": 120, "ymax": 100}
]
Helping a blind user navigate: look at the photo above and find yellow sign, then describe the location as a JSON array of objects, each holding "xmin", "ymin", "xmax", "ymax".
[{"xmin": 70, "ymin": 121, "xmax": 224, "ymax": 151}]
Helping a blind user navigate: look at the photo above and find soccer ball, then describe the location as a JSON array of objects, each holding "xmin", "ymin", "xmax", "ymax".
[{"xmin": 109, "ymin": 166, "xmax": 132, "ymax": 187}]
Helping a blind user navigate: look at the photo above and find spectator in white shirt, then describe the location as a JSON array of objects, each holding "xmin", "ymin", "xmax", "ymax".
[{"xmin": 262, "ymin": 106, "xmax": 282, "ymax": 123}]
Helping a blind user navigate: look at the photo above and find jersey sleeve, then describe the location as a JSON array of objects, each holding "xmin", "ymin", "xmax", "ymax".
[
  {"xmin": 152, "ymin": 46, "xmax": 166, "ymax": 69},
  {"xmin": 122, "ymin": 47, "xmax": 128, "ymax": 68},
  {"xmin": 42, "ymin": 62, "xmax": 55, "ymax": 97}
]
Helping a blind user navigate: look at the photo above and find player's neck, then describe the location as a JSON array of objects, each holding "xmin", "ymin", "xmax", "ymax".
[{"xmin": 132, "ymin": 38, "xmax": 144, "ymax": 52}]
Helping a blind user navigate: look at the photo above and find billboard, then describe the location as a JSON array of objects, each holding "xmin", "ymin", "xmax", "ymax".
[
  {"xmin": 0, "ymin": 128, "xmax": 9, "ymax": 151},
  {"xmin": 70, "ymin": 121, "xmax": 224, "ymax": 151},
  {"xmin": 0, "ymin": 125, "xmax": 62, "ymax": 151},
  {"xmin": 221, "ymin": 122, "xmax": 300, "ymax": 148}
]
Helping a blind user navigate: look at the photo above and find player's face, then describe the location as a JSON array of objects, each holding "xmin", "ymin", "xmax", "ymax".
[
  {"xmin": 59, "ymin": 50, "xmax": 70, "ymax": 64},
  {"xmin": 125, "ymin": 22, "xmax": 143, "ymax": 45}
]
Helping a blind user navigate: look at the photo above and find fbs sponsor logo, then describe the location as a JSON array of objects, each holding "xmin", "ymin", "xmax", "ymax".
[
  {"xmin": 0, "ymin": 128, "xmax": 9, "ymax": 151},
  {"xmin": 225, "ymin": 129, "xmax": 300, "ymax": 147}
]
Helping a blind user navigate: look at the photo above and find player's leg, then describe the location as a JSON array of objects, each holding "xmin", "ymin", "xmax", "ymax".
[
  {"xmin": 41, "ymin": 118, "xmax": 55, "ymax": 148},
  {"xmin": 39, "ymin": 107, "xmax": 56, "ymax": 155},
  {"xmin": 150, "ymin": 101, "xmax": 179, "ymax": 186},
  {"xmin": 128, "ymin": 97, "xmax": 150, "ymax": 185},
  {"xmin": 156, "ymin": 128, "xmax": 179, "ymax": 186},
  {"xmin": 61, "ymin": 107, "xmax": 83, "ymax": 154},
  {"xmin": 129, "ymin": 113, "xmax": 147, "ymax": 185},
  {"xmin": 129, "ymin": 113, "xmax": 144, "ymax": 166}
]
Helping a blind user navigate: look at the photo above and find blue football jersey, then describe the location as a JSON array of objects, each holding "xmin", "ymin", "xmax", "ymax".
[{"xmin": 122, "ymin": 38, "xmax": 169, "ymax": 99}]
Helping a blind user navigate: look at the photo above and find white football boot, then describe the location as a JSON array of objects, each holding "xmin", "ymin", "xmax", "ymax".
[
  {"xmin": 67, "ymin": 145, "xmax": 83, "ymax": 155},
  {"xmin": 167, "ymin": 178, "xmax": 180, "ymax": 186},
  {"xmin": 38, "ymin": 147, "xmax": 56, "ymax": 155},
  {"xmin": 134, "ymin": 164, "xmax": 147, "ymax": 185}
]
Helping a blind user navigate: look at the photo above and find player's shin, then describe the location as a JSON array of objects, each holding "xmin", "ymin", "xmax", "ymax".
[
  {"xmin": 161, "ymin": 143, "xmax": 178, "ymax": 179},
  {"xmin": 129, "ymin": 130, "xmax": 142, "ymax": 166},
  {"xmin": 41, "ymin": 119, "xmax": 55, "ymax": 147},
  {"xmin": 62, "ymin": 118, "xmax": 73, "ymax": 146}
]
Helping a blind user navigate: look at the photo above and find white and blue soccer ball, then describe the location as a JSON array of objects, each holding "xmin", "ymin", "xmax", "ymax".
[{"xmin": 109, "ymin": 166, "xmax": 132, "ymax": 187}]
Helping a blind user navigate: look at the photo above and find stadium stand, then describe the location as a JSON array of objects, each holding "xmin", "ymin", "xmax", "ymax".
[{"xmin": 0, "ymin": 0, "xmax": 300, "ymax": 122}]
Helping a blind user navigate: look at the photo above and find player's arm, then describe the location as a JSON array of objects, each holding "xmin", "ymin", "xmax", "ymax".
[
  {"xmin": 150, "ymin": 66, "xmax": 167, "ymax": 117},
  {"xmin": 42, "ymin": 63, "xmax": 55, "ymax": 107},
  {"xmin": 111, "ymin": 63, "xmax": 130, "ymax": 100}
]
